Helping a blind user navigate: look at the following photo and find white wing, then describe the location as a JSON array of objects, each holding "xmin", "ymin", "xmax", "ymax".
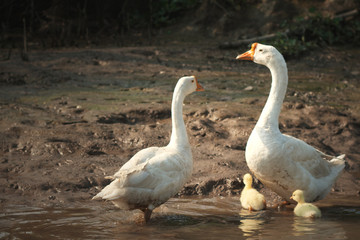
[
  {"xmin": 281, "ymin": 134, "xmax": 344, "ymax": 179},
  {"xmin": 93, "ymin": 147, "xmax": 191, "ymax": 205}
]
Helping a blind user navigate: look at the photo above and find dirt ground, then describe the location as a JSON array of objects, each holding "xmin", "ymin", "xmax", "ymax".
[{"xmin": 0, "ymin": 37, "xmax": 360, "ymax": 209}]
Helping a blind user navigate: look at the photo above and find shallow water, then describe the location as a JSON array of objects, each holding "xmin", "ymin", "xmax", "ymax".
[{"xmin": 1, "ymin": 196, "xmax": 360, "ymax": 240}]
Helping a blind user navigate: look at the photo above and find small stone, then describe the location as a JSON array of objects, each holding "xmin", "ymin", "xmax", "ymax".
[
  {"xmin": 49, "ymin": 195, "xmax": 56, "ymax": 200},
  {"xmin": 244, "ymin": 86, "xmax": 254, "ymax": 91}
]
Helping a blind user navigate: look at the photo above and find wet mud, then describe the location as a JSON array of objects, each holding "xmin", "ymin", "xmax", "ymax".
[{"xmin": 0, "ymin": 40, "xmax": 359, "ymax": 209}]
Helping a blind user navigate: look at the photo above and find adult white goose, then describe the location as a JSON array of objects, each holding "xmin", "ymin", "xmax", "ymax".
[
  {"xmin": 236, "ymin": 43, "xmax": 345, "ymax": 202},
  {"xmin": 92, "ymin": 76, "xmax": 204, "ymax": 222}
]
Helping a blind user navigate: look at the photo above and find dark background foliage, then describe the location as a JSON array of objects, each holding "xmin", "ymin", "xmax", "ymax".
[
  {"xmin": 0, "ymin": 0, "xmax": 359, "ymax": 55},
  {"xmin": 0, "ymin": 0, "xmax": 200, "ymax": 47}
]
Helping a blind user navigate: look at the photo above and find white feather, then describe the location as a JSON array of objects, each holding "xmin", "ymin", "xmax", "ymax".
[
  {"xmin": 237, "ymin": 43, "xmax": 345, "ymax": 202},
  {"xmin": 93, "ymin": 76, "xmax": 203, "ymax": 220}
]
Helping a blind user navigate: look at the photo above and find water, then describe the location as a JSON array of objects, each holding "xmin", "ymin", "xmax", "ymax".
[{"xmin": 1, "ymin": 196, "xmax": 359, "ymax": 239}]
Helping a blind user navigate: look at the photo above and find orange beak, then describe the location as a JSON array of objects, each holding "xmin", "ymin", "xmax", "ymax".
[
  {"xmin": 193, "ymin": 76, "xmax": 204, "ymax": 91},
  {"xmin": 236, "ymin": 42, "xmax": 258, "ymax": 61}
]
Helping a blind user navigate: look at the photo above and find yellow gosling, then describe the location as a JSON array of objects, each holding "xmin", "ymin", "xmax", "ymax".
[
  {"xmin": 291, "ymin": 190, "xmax": 321, "ymax": 218},
  {"xmin": 240, "ymin": 173, "xmax": 266, "ymax": 211}
]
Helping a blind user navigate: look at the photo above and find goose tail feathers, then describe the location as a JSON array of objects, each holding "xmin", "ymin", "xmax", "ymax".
[{"xmin": 330, "ymin": 154, "xmax": 346, "ymax": 167}]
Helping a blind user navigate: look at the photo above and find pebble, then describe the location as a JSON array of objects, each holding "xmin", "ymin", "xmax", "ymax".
[{"xmin": 244, "ymin": 86, "xmax": 254, "ymax": 91}]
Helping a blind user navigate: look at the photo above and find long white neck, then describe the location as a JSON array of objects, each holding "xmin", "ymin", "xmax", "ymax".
[
  {"xmin": 168, "ymin": 86, "xmax": 189, "ymax": 148},
  {"xmin": 255, "ymin": 57, "xmax": 288, "ymax": 130}
]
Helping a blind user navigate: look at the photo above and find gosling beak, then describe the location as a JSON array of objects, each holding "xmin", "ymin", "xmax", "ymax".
[
  {"xmin": 290, "ymin": 196, "xmax": 293, "ymax": 200},
  {"xmin": 194, "ymin": 76, "xmax": 204, "ymax": 92},
  {"xmin": 236, "ymin": 42, "xmax": 258, "ymax": 61}
]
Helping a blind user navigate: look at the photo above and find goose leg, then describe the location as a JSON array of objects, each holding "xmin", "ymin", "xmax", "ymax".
[
  {"xmin": 143, "ymin": 208, "xmax": 153, "ymax": 223},
  {"xmin": 274, "ymin": 200, "xmax": 290, "ymax": 209}
]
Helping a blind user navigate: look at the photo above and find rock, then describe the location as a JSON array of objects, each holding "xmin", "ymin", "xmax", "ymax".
[{"xmin": 244, "ymin": 86, "xmax": 254, "ymax": 91}]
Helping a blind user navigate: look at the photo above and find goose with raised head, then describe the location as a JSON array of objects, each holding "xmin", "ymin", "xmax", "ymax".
[
  {"xmin": 92, "ymin": 76, "xmax": 204, "ymax": 222},
  {"xmin": 236, "ymin": 43, "xmax": 345, "ymax": 203}
]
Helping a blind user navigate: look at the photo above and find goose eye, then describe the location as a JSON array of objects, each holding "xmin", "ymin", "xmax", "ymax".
[
  {"xmin": 259, "ymin": 49, "xmax": 263, "ymax": 52},
  {"xmin": 191, "ymin": 80, "xmax": 194, "ymax": 83}
]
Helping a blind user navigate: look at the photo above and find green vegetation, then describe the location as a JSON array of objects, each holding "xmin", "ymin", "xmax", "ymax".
[
  {"xmin": 151, "ymin": 0, "xmax": 199, "ymax": 27},
  {"xmin": 126, "ymin": 0, "xmax": 199, "ymax": 29},
  {"xmin": 265, "ymin": 15, "xmax": 360, "ymax": 57}
]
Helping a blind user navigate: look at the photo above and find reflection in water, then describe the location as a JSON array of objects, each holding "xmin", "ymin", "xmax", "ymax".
[
  {"xmin": 292, "ymin": 216, "xmax": 347, "ymax": 239},
  {"xmin": 292, "ymin": 217, "xmax": 317, "ymax": 236},
  {"xmin": 0, "ymin": 196, "xmax": 359, "ymax": 239},
  {"xmin": 238, "ymin": 209, "xmax": 266, "ymax": 237}
]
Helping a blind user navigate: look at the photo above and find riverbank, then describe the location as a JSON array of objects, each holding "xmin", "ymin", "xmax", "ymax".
[{"xmin": 1, "ymin": 40, "xmax": 359, "ymax": 209}]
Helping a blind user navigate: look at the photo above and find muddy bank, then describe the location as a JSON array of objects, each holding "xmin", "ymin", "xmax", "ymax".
[{"xmin": 0, "ymin": 41, "xmax": 360, "ymax": 209}]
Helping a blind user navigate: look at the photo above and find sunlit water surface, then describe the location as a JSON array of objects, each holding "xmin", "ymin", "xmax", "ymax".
[{"xmin": 1, "ymin": 196, "xmax": 359, "ymax": 239}]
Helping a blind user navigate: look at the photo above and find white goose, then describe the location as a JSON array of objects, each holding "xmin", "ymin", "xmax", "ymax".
[
  {"xmin": 92, "ymin": 76, "xmax": 204, "ymax": 222},
  {"xmin": 236, "ymin": 43, "xmax": 345, "ymax": 202}
]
